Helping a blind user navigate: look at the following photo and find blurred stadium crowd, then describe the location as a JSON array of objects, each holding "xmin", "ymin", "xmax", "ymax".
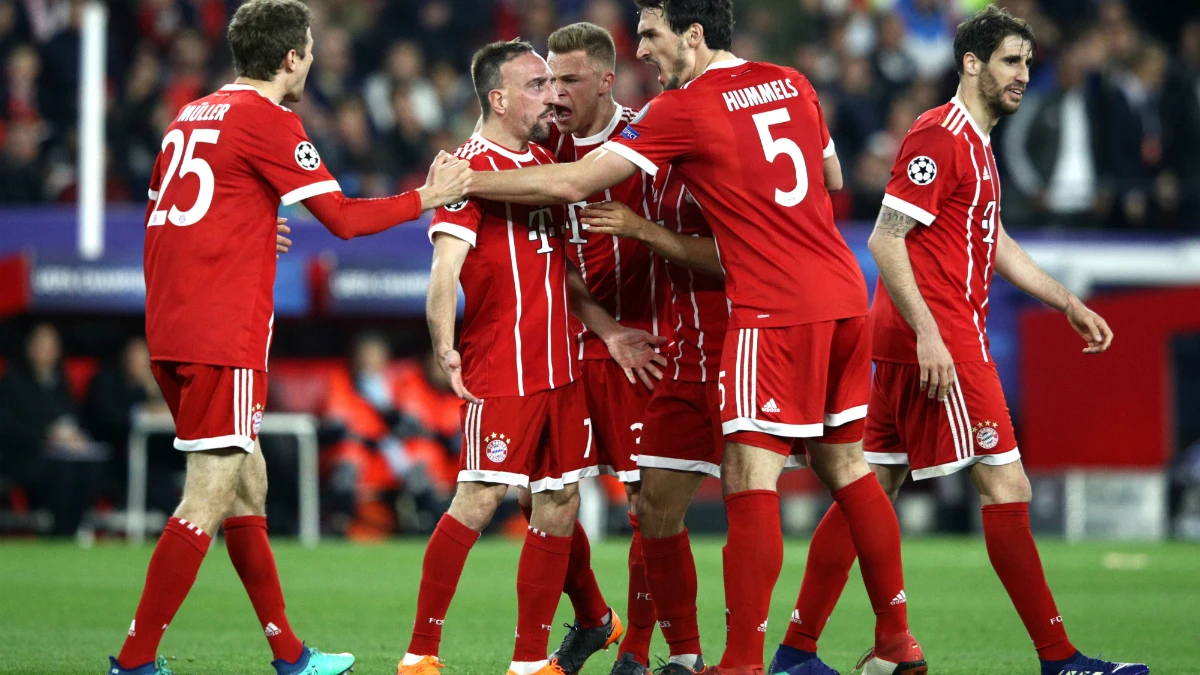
[{"xmin": 0, "ymin": 0, "xmax": 1198, "ymax": 228}]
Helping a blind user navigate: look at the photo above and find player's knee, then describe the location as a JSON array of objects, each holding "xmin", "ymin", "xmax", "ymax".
[
  {"xmin": 872, "ymin": 464, "xmax": 907, "ymax": 501},
  {"xmin": 447, "ymin": 483, "xmax": 506, "ymax": 532},
  {"xmin": 529, "ymin": 485, "xmax": 580, "ymax": 536},
  {"xmin": 807, "ymin": 443, "xmax": 870, "ymax": 493},
  {"xmin": 971, "ymin": 461, "xmax": 1032, "ymax": 505}
]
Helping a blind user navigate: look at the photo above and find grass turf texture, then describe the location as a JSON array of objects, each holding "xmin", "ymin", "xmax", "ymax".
[{"xmin": 0, "ymin": 537, "xmax": 1195, "ymax": 674}]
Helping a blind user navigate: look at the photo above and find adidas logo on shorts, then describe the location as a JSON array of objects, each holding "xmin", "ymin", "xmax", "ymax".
[{"xmin": 761, "ymin": 399, "xmax": 781, "ymax": 413}]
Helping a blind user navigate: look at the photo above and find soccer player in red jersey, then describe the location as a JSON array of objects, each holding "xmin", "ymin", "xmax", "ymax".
[
  {"xmin": 776, "ymin": 7, "xmax": 1146, "ymax": 675},
  {"xmin": 396, "ymin": 40, "xmax": 664, "ymax": 675},
  {"xmin": 579, "ymin": 164, "xmax": 727, "ymax": 675},
  {"xmin": 106, "ymin": 2, "xmax": 469, "ymax": 674},
  {"xmin": 532, "ymin": 22, "xmax": 674, "ymax": 675},
  {"xmin": 462, "ymin": 1, "xmax": 925, "ymax": 673}
]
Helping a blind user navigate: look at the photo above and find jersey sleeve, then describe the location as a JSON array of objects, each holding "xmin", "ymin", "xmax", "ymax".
[
  {"xmin": 246, "ymin": 110, "xmax": 341, "ymax": 206},
  {"xmin": 791, "ymin": 70, "xmax": 835, "ymax": 159},
  {"xmin": 600, "ymin": 92, "xmax": 693, "ymax": 177},
  {"xmin": 428, "ymin": 197, "xmax": 484, "ymax": 247},
  {"xmin": 147, "ymin": 150, "xmax": 164, "ymax": 202},
  {"xmin": 881, "ymin": 125, "xmax": 961, "ymax": 226}
]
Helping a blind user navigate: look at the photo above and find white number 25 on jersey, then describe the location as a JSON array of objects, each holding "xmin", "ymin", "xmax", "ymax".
[{"xmin": 148, "ymin": 128, "xmax": 221, "ymax": 227}]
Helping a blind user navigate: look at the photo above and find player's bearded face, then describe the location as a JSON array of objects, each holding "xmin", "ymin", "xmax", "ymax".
[
  {"xmin": 979, "ymin": 36, "xmax": 1031, "ymax": 117},
  {"xmin": 637, "ymin": 9, "xmax": 692, "ymax": 91}
]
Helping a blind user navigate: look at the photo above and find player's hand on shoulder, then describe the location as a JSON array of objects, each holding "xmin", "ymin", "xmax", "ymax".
[
  {"xmin": 604, "ymin": 328, "xmax": 669, "ymax": 391},
  {"xmin": 916, "ymin": 331, "xmax": 955, "ymax": 401},
  {"xmin": 1065, "ymin": 298, "xmax": 1114, "ymax": 354},
  {"xmin": 275, "ymin": 217, "xmax": 291, "ymax": 259},
  {"xmin": 419, "ymin": 150, "xmax": 472, "ymax": 210},
  {"xmin": 439, "ymin": 348, "xmax": 481, "ymax": 404},
  {"xmin": 580, "ymin": 201, "xmax": 648, "ymax": 240}
]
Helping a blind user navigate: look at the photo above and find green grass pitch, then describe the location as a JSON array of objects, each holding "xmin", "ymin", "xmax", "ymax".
[{"xmin": 0, "ymin": 537, "xmax": 1196, "ymax": 674}]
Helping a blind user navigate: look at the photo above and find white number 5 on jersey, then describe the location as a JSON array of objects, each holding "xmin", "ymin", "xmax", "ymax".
[
  {"xmin": 149, "ymin": 128, "xmax": 221, "ymax": 227},
  {"xmin": 753, "ymin": 109, "xmax": 808, "ymax": 207}
]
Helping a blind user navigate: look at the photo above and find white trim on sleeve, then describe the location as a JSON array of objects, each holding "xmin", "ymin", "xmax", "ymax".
[
  {"xmin": 824, "ymin": 404, "xmax": 867, "ymax": 427},
  {"xmin": 175, "ymin": 434, "xmax": 255, "ymax": 453},
  {"xmin": 428, "ymin": 223, "xmax": 478, "ymax": 247},
  {"xmin": 823, "ymin": 139, "xmax": 836, "ymax": 159},
  {"xmin": 601, "ymin": 141, "xmax": 659, "ymax": 176},
  {"xmin": 882, "ymin": 193, "xmax": 937, "ymax": 226},
  {"xmin": 147, "ymin": 189, "xmax": 159, "ymax": 201},
  {"xmin": 280, "ymin": 179, "xmax": 341, "ymax": 206}
]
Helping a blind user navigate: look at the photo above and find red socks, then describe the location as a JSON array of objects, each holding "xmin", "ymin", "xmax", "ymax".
[
  {"xmin": 522, "ymin": 503, "xmax": 610, "ymax": 629},
  {"xmin": 982, "ymin": 502, "xmax": 1076, "ymax": 661},
  {"xmin": 618, "ymin": 513, "xmax": 655, "ymax": 665},
  {"xmin": 564, "ymin": 520, "xmax": 611, "ymax": 628},
  {"xmin": 719, "ymin": 490, "xmax": 783, "ymax": 669},
  {"xmin": 833, "ymin": 474, "xmax": 908, "ymax": 643},
  {"xmin": 642, "ymin": 529, "xmax": 701, "ymax": 656},
  {"xmin": 223, "ymin": 516, "xmax": 303, "ymax": 663},
  {"xmin": 407, "ymin": 514, "xmax": 479, "ymax": 656},
  {"xmin": 513, "ymin": 526, "xmax": 573, "ymax": 662},
  {"xmin": 118, "ymin": 517, "xmax": 212, "ymax": 669},
  {"xmin": 784, "ymin": 503, "xmax": 857, "ymax": 653}
]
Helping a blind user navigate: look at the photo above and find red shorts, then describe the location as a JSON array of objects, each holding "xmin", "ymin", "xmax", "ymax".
[
  {"xmin": 580, "ymin": 359, "xmax": 653, "ymax": 483},
  {"xmin": 457, "ymin": 382, "xmax": 597, "ymax": 493},
  {"xmin": 718, "ymin": 318, "xmax": 870, "ymax": 458},
  {"xmin": 151, "ymin": 362, "xmax": 266, "ymax": 452},
  {"xmin": 638, "ymin": 378, "xmax": 724, "ymax": 478},
  {"xmin": 864, "ymin": 361, "xmax": 1021, "ymax": 480}
]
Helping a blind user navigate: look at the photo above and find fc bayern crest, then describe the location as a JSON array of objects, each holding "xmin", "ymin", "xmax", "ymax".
[
  {"xmin": 907, "ymin": 155, "xmax": 937, "ymax": 185},
  {"xmin": 251, "ymin": 404, "xmax": 265, "ymax": 435},
  {"xmin": 485, "ymin": 433, "xmax": 511, "ymax": 462},
  {"xmin": 630, "ymin": 102, "xmax": 650, "ymax": 124},
  {"xmin": 973, "ymin": 421, "xmax": 999, "ymax": 450},
  {"xmin": 295, "ymin": 141, "xmax": 321, "ymax": 170}
]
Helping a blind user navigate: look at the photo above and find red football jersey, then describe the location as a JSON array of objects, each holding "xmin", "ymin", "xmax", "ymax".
[
  {"xmin": 604, "ymin": 59, "xmax": 867, "ymax": 329},
  {"xmin": 550, "ymin": 105, "xmax": 669, "ymax": 360},
  {"xmin": 144, "ymin": 84, "xmax": 341, "ymax": 371},
  {"xmin": 872, "ymin": 97, "xmax": 1001, "ymax": 364},
  {"xmin": 652, "ymin": 165, "xmax": 728, "ymax": 383},
  {"xmin": 429, "ymin": 133, "xmax": 575, "ymax": 398}
]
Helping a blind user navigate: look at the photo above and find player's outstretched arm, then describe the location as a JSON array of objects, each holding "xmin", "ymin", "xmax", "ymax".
[
  {"xmin": 305, "ymin": 152, "xmax": 470, "ymax": 240},
  {"xmin": 580, "ymin": 201, "xmax": 724, "ymax": 278},
  {"xmin": 995, "ymin": 222, "xmax": 1113, "ymax": 353},
  {"xmin": 428, "ymin": 233, "xmax": 479, "ymax": 403},
  {"xmin": 470, "ymin": 147, "xmax": 638, "ymax": 205},
  {"xmin": 867, "ymin": 205, "xmax": 955, "ymax": 401},
  {"xmin": 566, "ymin": 266, "xmax": 667, "ymax": 390}
]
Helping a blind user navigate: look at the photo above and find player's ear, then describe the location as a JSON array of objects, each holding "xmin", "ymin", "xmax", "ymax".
[
  {"xmin": 686, "ymin": 23, "xmax": 704, "ymax": 49},
  {"xmin": 963, "ymin": 52, "xmax": 980, "ymax": 77},
  {"xmin": 598, "ymin": 70, "xmax": 615, "ymax": 96},
  {"xmin": 487, "ymin": 89, "xmax": 505, "ymax": 118}
]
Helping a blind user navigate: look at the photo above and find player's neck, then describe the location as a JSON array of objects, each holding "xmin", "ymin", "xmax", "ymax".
[
  {"xmin": 956, "ymin": 84, "xmax": 998, "ymax": 136},
  {"xmin": 687, "ymin": 47, "xmax": 735, "ymax": 84},
  {"xmin": 576, "ymin": 97, "xmax": 617, "ymax": 140},
  {"xmin": 480, "ymin": 119, "xmax": 530, "ymax": 154},
  {"xmin": 233, "ymin": 76, "xmax": 287, "ymax": 105}
]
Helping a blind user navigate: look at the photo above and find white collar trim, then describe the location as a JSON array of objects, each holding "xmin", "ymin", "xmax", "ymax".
[
  {"xmin": 573, "ymin": 104, "xmax": 625, "ymax": 145},
  {"xmin": 950, "ymin": 96, "xmax": 990, "ymax": 145},
  {"xmin": 220, "ymin": 83, "xmax": 286, "ymax": 109},
  {"xmin": 471, "ymin": 132, "xmax": 533, "ymax": 162},
  {"xmin": 703, "ymin": 57, "xmax": 746, "ymax": 73}
]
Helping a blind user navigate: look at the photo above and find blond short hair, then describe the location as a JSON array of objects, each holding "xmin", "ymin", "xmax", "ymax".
[{"xmin": 547, "ymin": 22, "xmax": 616, "ymax": 72}]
